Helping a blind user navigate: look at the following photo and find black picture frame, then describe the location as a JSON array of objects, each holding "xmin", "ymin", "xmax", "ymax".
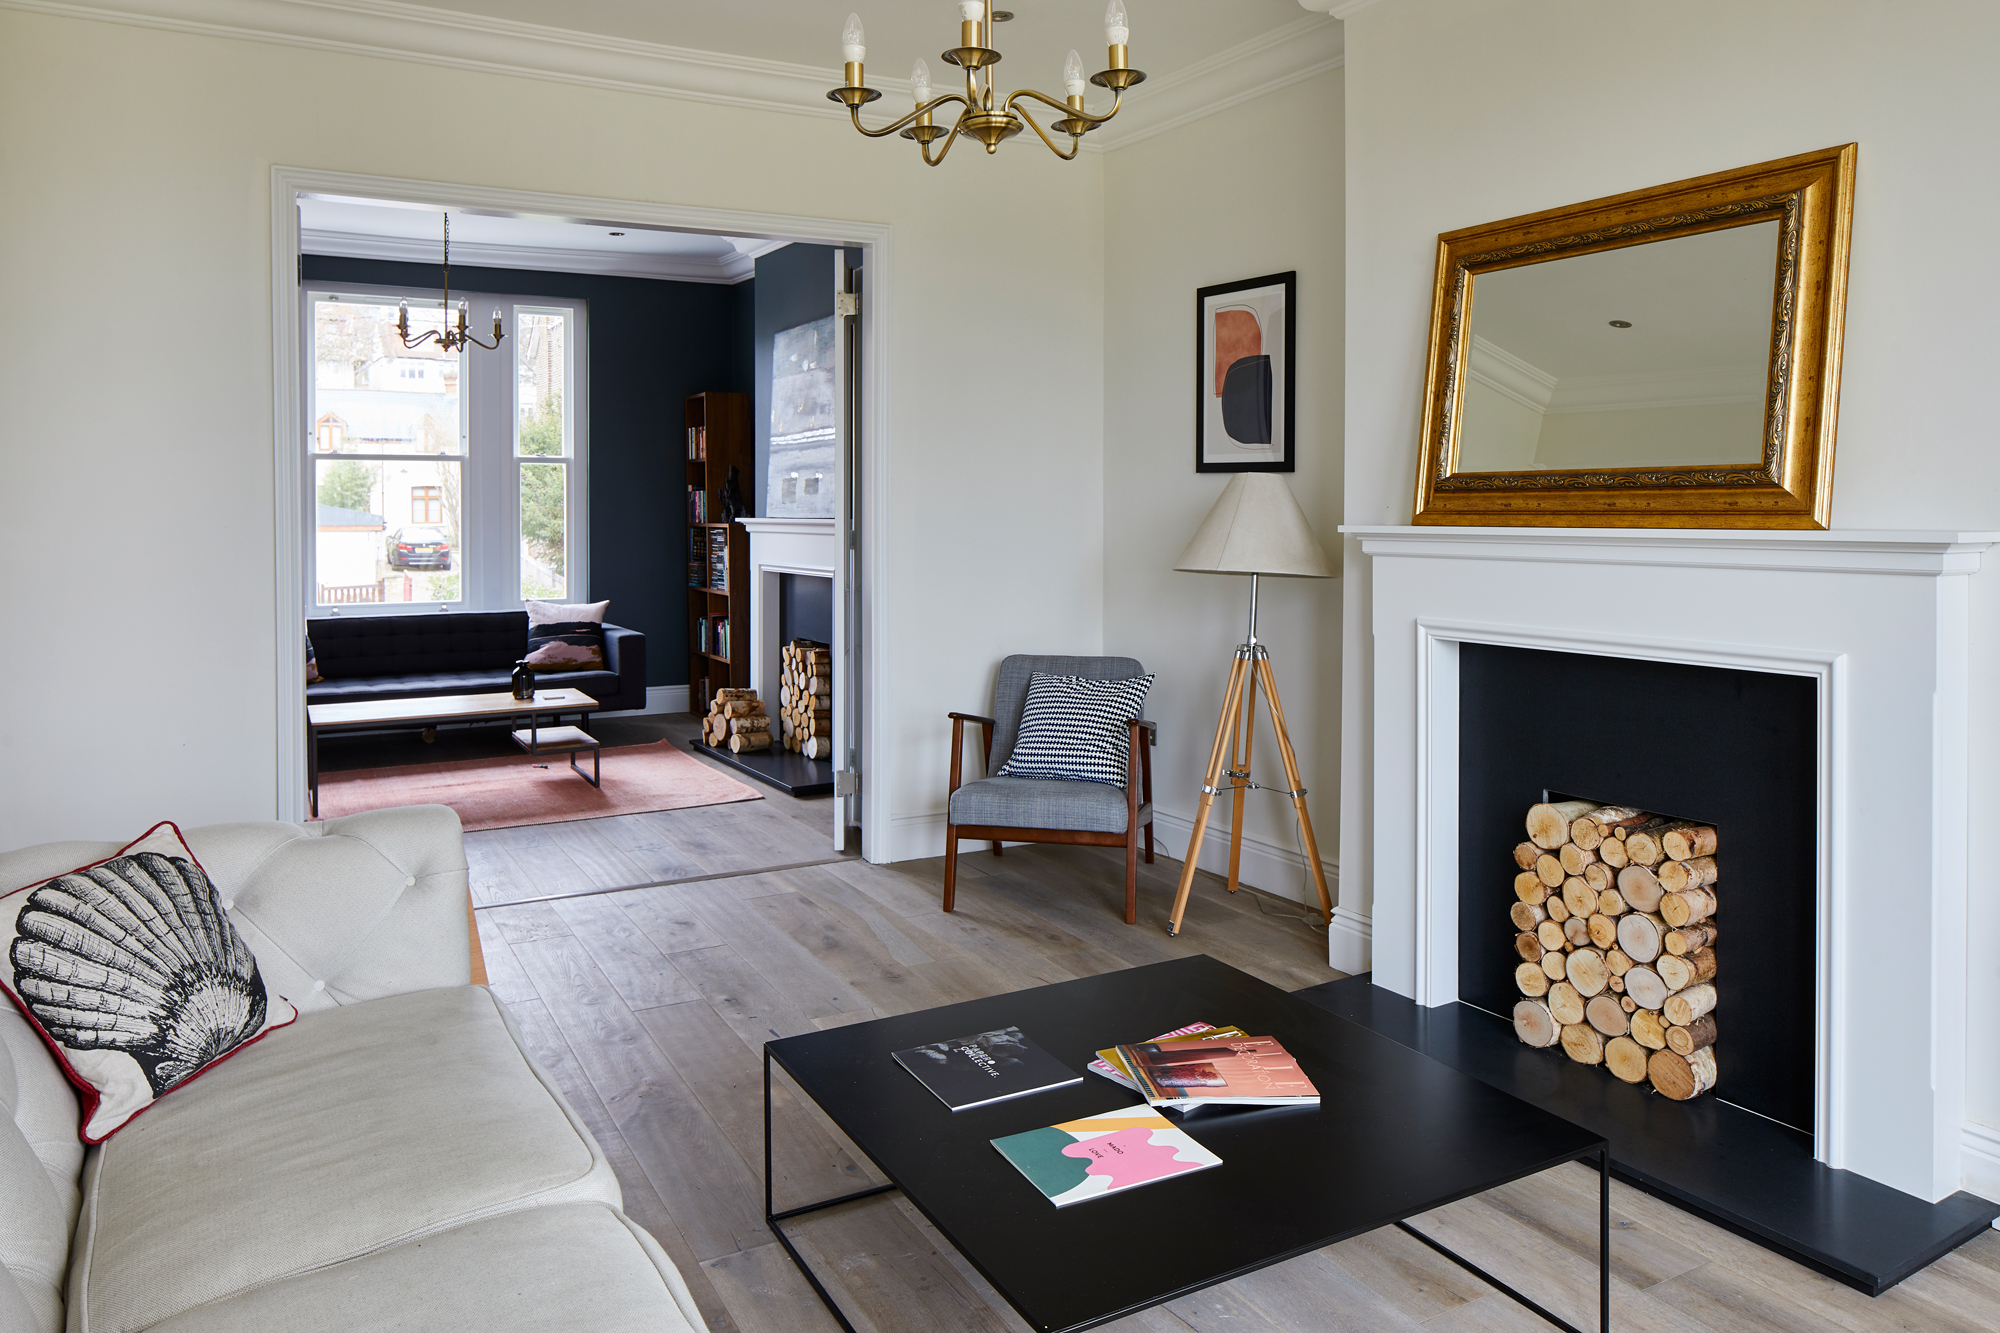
[{"xmin": 1195, "ymin": 271, "xmax": 1296, "ymax": 472}]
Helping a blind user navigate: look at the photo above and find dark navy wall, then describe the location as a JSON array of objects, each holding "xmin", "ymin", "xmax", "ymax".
[
  {"xmin": 752, "ymin": 244, "xmax": 840, "ymax": 513},
  {"xmin": 302, "ymin": 255, "xmax": 752, "ymax": 688}
]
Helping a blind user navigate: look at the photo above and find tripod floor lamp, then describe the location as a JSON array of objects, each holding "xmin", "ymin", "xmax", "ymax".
[{"xmin": 1165, "ymin": 473, "xmax": 1336, "ymax": 937}]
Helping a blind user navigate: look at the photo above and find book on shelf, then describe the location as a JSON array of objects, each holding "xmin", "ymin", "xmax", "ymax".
[
  {"xmin": 688, "ymin": 490, "xmax": 708, "ymax": 524},
  {"xmin": 891, "ymin": 1026, "xmax": 1081, "ymax": 1112},
  {"xmin": 991, "ymin": 1107, "xmax": 1221, "ymax": 1207},
  {"xmin": 686, "ymin": 425, "xmax": 707, "ymax": 461},
  {"xmin": 688, "ymin": 562, "xmax": 706, "ymax": 588},
  {"xmin": 1111, "ymin": 1036, "xmax": 1319, "ymax": 1110},
  {"xmin": 1089, "ymin": 1023, "xmax": 1246, "ymax": 1091}
]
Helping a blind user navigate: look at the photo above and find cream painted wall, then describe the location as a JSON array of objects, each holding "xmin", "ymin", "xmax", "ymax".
[
  {"xmin": 1102, "ymin": 71, "xmax": 1344, "ymax": 930},
  {"xmin": 0, "ymin": 10, "xmax": 1104, "ymax": 853},
  {"xmin": 1340, "ymin": 0, "xmax": 2000, "ymax": 1193}
]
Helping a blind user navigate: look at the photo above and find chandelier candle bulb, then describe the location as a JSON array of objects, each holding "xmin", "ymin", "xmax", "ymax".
[
  {"xmin": 841, "ymin": 12, "xmax": 865, "ymax": 84},
  {"xmin": 911, "ymin": 57, "xmax": 932, "ymax": 106},
  {"xmin": 1063, "ymin": 49, "xmax": 1086, "ymax": 104},
  {"xmin": 959, "ymin": 0, "xmax": 982, "ymax": 48},
  {"xmin": 1104, "ymin": 0, "xmax": 1129, "ymax": 65}
]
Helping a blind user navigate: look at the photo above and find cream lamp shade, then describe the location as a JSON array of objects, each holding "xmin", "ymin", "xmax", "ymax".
[{"xmin": 1174, "ymin": 474, "xmax": 1336, "ymax": 578}]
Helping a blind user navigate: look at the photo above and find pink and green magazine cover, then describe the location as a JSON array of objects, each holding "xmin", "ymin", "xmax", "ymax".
[{"xmin": 991, "ymin": 1107, "xmax": 1222, "ymax": 1207}]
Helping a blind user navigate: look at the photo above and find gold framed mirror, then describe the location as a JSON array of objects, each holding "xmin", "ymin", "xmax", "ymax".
[{"xmin": 1411, "ymin": 144, "xmax": 1855, "ymax": 528}]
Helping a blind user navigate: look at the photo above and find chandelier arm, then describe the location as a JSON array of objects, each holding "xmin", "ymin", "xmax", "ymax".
[
  {"xmin": 848, "ymin": 94, "xmax": 968, "ymax": 139},
  {"xmin": 1008, "ymin": 85, "xmax": 1124, "ymax": 127},
  {"xmin": 921, "ymin": 115, "xmax": 967, "ymax": 167},
  {"xmin": 1010, "ymin": 101, "xmax": 1081, "ymax": 161}
]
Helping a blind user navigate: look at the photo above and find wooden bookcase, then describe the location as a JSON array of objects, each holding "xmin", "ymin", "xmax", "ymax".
[{"xmin": 683, "ymin": 392, "xmax": 752, "ymax": 714}]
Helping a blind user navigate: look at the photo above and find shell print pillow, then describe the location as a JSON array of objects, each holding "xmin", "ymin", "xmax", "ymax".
[{"xmin": 1, "ymin": 822, "xmax": 296, "ymax": 1141}]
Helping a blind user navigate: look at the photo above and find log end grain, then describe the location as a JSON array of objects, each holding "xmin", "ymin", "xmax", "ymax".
[
  {"xmin": 1514, "ymin": 1000, "xmax": 1560, "ymax": 1048},
  {"xmin": 1606, "ymin": 1035, "xmax": 1650, "ymax": 1083}
]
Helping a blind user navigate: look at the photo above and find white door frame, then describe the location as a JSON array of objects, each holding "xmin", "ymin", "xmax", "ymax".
[{"xmin": 271, "ymin": 166, "xmax": 894, "ymax": 860}]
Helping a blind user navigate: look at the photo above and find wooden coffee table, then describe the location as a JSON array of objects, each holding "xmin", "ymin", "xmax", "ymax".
[
  {"xmin": 764, "ymin": 955, "xmax": 1610, "ymax": 1333},
  {"xmin": 306, "ymin": 688, "xmax": 599, "ymax": 817}
]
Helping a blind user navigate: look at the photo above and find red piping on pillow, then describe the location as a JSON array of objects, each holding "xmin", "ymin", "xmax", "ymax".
[{"xmin": 1, "ymin": 820, "xmax": 300, "ymax": 1143}]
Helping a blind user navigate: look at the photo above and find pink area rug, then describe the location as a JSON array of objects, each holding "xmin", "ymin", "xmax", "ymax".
[{"xmin": 315, "ymin": 740, "xmax": 761, "ymax": 832}]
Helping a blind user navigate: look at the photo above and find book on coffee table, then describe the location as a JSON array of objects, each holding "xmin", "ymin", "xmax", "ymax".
[
  {"xmin": 991, "ymin": 1106, "xmax": 1223, "ymax": 1207},
  {"xmin": 892, "ymin": 1026, "xmax": 1082, "ymax": 1111},
  {"xmin": 1114, "ymin": 1036, "xmax": 1320, "ymax": 1110}
]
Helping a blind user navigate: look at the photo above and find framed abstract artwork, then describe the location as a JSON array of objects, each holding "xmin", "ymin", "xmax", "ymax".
[{"xmin": 1196, "ymin": 271, "xmax": 1295, "ymax": 472}]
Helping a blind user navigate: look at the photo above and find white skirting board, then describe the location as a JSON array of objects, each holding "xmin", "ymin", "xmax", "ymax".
[
  {"xmin": 1961, "ymin": 1122, "xmax": 2000, "ymax": 1215},
  {"xmin": 598, "ymin": 684, "xmax": 689, "ymax": 718}
]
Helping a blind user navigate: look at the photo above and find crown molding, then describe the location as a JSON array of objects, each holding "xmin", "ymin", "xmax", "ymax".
[
  {"xmin": 1298, "ymin": 0, "xmax": 1394, "ymax": 16},
  {"xmin": 5, "ymin": 0, "xmax": 1344, "ymax": 151},
  {"xmin": 1, "ymin": 0, "xmax": 848, "ymax": 117},
  {"xmin": 1085, "ymin": 13, "xmax": 1343, "ymax": 152},
  {"xmin": 300, "ymin": 227, "xmax": 760, "ymax": 283}
]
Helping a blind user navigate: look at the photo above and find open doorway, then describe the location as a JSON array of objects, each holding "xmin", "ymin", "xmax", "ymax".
[{"xmin": 272, "ymin": 169, "xmax": 886, "ymax": 861}]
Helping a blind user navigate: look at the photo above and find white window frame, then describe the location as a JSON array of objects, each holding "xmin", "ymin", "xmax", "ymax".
[{"xmin": 301, "ymin": 284, "xmax": 589, "ymax": 618}]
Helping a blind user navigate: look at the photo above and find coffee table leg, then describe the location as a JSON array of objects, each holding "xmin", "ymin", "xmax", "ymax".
[
  {"xmin": 764, "ymin": 1048, "xmax": 900, "ymax": 1333},
  {"xmin": 1392, "ymin": 1140, "xmax": 1609, "ymax": 1333},
  {"xmin": 308, "ymin": 724, "xmax": 319, "ymax": 819}
]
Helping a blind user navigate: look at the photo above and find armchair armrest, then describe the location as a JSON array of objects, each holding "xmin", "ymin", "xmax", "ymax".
[
  {"xmin": 1126, "ymin": 718, "xmax": 1157, "ymax": 743},
  {"xmin": 947, "ymin": 712, "xmax": 998, "ymax": 792}
]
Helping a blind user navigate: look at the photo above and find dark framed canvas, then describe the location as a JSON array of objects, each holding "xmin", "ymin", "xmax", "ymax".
[{"xmin": 1196, "ymin": 271, "xmax": 1295, "ymax": 472}]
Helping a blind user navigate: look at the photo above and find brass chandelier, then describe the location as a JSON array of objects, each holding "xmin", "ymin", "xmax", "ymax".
[
  {"xmin": 396, "ymin": 213, "xmax": 505, "ymax": 353},
  {"xmin": 829, "ymin": 0, "xmax": 1145, "ymax": 164}
]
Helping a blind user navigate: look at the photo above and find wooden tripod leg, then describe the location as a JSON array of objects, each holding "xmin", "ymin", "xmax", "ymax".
[
  {"xmin": 1227, "ymin": 666, "xmax": 1258, "ymax": 893},
  {"xmin": 1167, "ymin": 655, "xmax": 1248, "ymax": 937},
  {"xmin": 1254, "ymin": 656, "xmax": 1334, "ymax": 925}
]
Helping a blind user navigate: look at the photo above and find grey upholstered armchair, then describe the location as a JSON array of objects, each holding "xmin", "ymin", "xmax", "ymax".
[{"xmin": 944, "ymin": 654, "xmax": 1156, "ymax": 923}]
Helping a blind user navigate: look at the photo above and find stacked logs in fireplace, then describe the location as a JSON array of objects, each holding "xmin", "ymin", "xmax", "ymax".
[
  {"xmin": 779, "ymin": 639, "xmax": 832, "ymax": 758},
  {"xmin": 1509, "ymin": 800, "xmax": 1719, "ymax": 1100}
]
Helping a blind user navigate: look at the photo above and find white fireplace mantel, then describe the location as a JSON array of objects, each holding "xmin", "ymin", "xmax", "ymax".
[
  {"xmin": 1342, "ymin": 524, "xmax": 1997, "ymax": 1204},
  {"xmin": 739, "ymin": 517, "xmax": 836, "ymax": 708}
]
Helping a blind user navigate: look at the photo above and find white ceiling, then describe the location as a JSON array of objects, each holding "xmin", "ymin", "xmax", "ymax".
[
  {"xmin": 412, "ymin": 0, "xmax": 1312, "ymax": 87},
  {"xmin": 300, "ymin": 194, "xmax": 786, "ymax": 283}
]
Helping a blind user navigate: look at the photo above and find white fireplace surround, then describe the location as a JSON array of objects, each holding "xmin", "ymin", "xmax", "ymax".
[
  {"xmin": 739, "ymin": 517, "xmax": 836, "ymax": 708},
  {"xmin": 1344, "ymin": 525, "xmax": 1997, "ymax": 1205}
]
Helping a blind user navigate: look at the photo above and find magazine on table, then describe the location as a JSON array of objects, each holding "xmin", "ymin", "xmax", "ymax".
[
  {"xmin": 991, "ymin": 1106, "xmax": 1222, "ymax": 1207},
  {"xmin": 1113, "ymin": 1035, "xmax": 1320, "ymax": 1110},
  {"xmin": 891, "ymin": 1026, "xmax": 1081, "ymax": 1111},
  {"xmin": 1090, "ymin": 1024, "xmax": 1248, "ymax": 1091}
]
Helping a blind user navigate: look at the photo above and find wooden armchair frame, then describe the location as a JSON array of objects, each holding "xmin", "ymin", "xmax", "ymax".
[{"xmin": 943, "ymin": 711, "xmax": 1156, "ymax": 923}]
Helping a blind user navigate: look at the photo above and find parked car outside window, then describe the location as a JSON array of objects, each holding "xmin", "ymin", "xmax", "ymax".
[{"xmin": 387, "ymin": 525, "xmax": 452, "ymax": 569}]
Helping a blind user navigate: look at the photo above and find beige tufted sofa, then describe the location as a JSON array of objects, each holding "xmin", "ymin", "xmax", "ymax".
[{"xmin": 0, "ymin": 805, "xmax": 702, "ymax": 1333}]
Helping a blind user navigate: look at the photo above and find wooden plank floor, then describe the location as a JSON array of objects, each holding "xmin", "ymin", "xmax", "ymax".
[{"xmin": 469, "ymin": 737, "xmax": 2000, "ymax": 1333}]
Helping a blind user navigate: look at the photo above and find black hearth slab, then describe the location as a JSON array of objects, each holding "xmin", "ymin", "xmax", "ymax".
[
  {"xmin": 1294, "ymin": 976, "xmax": 2000, "ymax": 1295},
  {"xmin": 689, "ymin": 738, "xmax": 835, "ymax": 796}
]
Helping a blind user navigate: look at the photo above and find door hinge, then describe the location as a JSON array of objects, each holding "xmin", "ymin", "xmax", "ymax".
[
  {"xmin": 835, "ymin": 770, "xmax": 861, "ymax": 796},
  {"xmin": 835, "ymin": 292, "xmax": 860, "ymax": 317}
]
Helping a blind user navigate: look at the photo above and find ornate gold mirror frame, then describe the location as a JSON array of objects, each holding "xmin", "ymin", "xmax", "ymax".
[{"xmin": 1412, "ymin": 144, "xmax": 1856, "ymax": 528}]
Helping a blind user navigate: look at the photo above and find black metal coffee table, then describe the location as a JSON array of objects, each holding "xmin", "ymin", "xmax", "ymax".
[{"xmin": 764, "ymin": 955, "xmax": 1609, "ymax": 1333}]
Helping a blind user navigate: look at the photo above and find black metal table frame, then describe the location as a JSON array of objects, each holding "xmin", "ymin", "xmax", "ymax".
[
  {"xmin": 763, "ymin": 1049, "xmax": 1611, "ymax": 1333},
  {"xmin": 306, "ymin": 701, "xmax": 594, "ymax": 817}
]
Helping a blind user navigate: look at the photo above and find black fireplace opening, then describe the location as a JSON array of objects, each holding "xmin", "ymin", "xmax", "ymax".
[{"xmin": 1458, "ymin": 642, "xmax": 1816, "ymax": 1134}]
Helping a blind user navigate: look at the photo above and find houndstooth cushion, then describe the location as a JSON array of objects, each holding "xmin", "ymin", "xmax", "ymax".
[{"xmin": 996, "ymin": 672, "xmax": 1154, "ymax": 788}]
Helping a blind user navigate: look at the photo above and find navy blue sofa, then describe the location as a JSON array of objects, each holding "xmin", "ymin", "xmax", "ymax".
[{"xmin": 307, "ymin": 611, "xmax": 646, "ymax": 713}]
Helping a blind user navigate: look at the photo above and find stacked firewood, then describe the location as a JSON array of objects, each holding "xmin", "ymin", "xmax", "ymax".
[
  {"xmin": 702, "ymin": 687, "xmax": 771, "ymax": 753},
  {"xmin": 1508, "ymin": 800, "xmax": 1719, "ymax": 1101},
  {"xmin": 778, "ymin": 639, "xmax": 833, "ymax": 759}
]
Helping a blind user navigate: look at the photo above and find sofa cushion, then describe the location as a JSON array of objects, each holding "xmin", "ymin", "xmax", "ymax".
[
  {"xmin": 524, "ymin": 599, "xmax": 609, "ymax": 671},
  {"xmin": 304, "ymin": 668, "xmax": 618, "ymax": 707},
  {"xmin": 950, "ymin": 776, "xmax": 1151, "ymax": 834},
  {"xmin": 1, "ymin": 823, "xmax": 297, "ymax": 1142},
  {"xmin": 135, "ymin": 1203, "xmax": 701, "ymax": 1333},
  {"xmin": 306, "ymin": 611, "xmax": 532, "ymax": 680},
  {"xmin": 0, "ymin": 1006, "xmax": 84, "ymax": 1333},
  {"xmin": 67, "ymin": 986, "xmax": 619, "ymax": 1333}
]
